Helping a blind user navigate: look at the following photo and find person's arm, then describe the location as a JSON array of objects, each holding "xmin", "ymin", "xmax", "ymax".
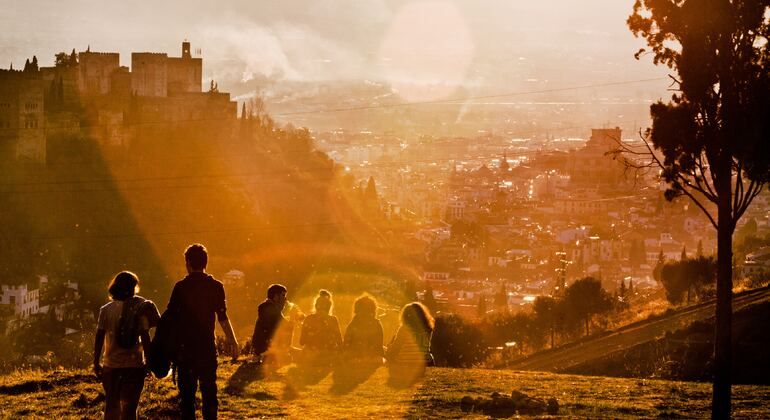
[
  {"xmin": 376, "ymin": 321, "xmax": 385, "ymax": 357},
  {"xmin": 140, "ymin": 330, "xmax": 152, "ymax": 369},
  {"xmin": 384, "ymin": 328, "xmax": 401, "ymax": 361},
  {"xmin": 218, "ymin": 318, "xmax": 239, "ymax": 360},
  {"xmin": 342, "ymin": 320, "xmax": 353, "ymax": 351},
  {"xmin": 299, "ymin": 317, "xmax": 309, "ymax": 348},
  {"xmin": 93, "ymin": 307, "xmax": 106, "ymax": 378},
  {"xmin": 138, "ymin": 314, "xmax": 152, "ymax": 372},
  {"xmin": 215, "ymin": 284, "xmax": 239, "ymax": 359},
  {"xmin": 93, "ymin": 329, "xmax": 105, "ymax": 378},
  {"xmin": 143, "ymin": 301, "xmax": 161, "ymax": 329},
  {"xmin": 332, "ymin": 317, "xmax": 343, "ymax": 349}
]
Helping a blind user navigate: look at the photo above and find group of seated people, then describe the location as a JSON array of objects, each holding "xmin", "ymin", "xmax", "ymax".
[{"xmin": 251, "ymin": 285, "xmax": 435, "ymax": 382}]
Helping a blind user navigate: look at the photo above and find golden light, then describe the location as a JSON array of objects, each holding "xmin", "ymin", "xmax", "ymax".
[{"xmin": 378, "ymin": 1, "xmax": 474, "ymax": 102}]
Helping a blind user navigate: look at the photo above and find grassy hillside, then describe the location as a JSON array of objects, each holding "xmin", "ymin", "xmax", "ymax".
[
  {"xmin": 566, "ymin": 301, "xmax": 770, "ymax": 383},
  {"xmin": 1, "ymin": 361, "xmax": 769, "ymax": 418},
  {"xmin": 507, "ymin": 287, "xmax": 770, "ymax": 377}
]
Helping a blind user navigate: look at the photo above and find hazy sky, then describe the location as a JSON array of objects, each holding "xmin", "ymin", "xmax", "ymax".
[{"xmin": 1, "ymin": 1, "xmax": 666, "ymax": 91}]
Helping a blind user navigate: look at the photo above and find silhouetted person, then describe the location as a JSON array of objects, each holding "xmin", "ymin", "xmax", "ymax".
[
  {"xmin": 165, "ymin": 244, "xmax": 238, "ymax": 420},
  {"xmin": 330, "ymin": 294, "xmax": 383, "ymax": 394},
  {"xmin": 251, "ymin": 284, "xmax": 292, "ymax": 364},
  {"xmin": 94, "ymin": 271, "xmax": 159, "ymax": 420},
  {"xmin": 385, "ymin": 302, "xmax": 435, "ymax": 386},
  {"xmin": 342, "ymin": 295, "xmax": 384, "ymax": 363},
  {"xmin": 299, "ymin": 289, "xmax": 342, "ymax": 365}
]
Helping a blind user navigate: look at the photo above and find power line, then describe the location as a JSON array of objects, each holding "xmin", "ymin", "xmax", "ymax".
[
  {"xmin": 9, "ymin": 77, "xmax": 664, "ymax": 133},
  {"xmin": 272, "ymin": 78, "xmax": 667, "ymax": 116},
  {"xmin": 1, "ymin": 221, "xmax": 344, "ymax": 241}
]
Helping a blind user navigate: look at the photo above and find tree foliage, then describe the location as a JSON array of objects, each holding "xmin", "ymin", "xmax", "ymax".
[
  {"xmin": 54, "ymin": 49, "xmax": 78, "ymax": 68},
  {"xmin": 628, "ymin": 2, "xmax": 770, "ymax": 416},
  {"xmin": 450, "ymin": 220, "xmax": 487, "ymax": 247},
  {"xmin": 432, "ymin": 314, "xmax": 488, "ymax": 367},
  {"xmin": 533, "ymin": 296, "xmax": 565, "ymax": 349},
  {"xmin": 563, "ymin": 277, "xmax": 613, "ymax": 336},
  {"xmin": 660, "ymin": 256, "xmax": 717, "ymax": 304}
]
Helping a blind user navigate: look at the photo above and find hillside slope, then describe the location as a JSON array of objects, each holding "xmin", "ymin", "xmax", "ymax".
[
  {"xmin": 506, "ymin": 286, "xmax": 770, "ymax": 374},
  {"xmin": 1, "ymin": 362, "xmax": 769, "ymax": 418}
]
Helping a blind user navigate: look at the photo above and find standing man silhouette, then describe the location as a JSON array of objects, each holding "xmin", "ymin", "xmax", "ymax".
[{"xmin": 166, "ymin": 244, "xmax": 238, "ymax": 420}]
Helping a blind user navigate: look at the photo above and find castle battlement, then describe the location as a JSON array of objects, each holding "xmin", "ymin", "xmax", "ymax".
[
  {"xmin": 132, "ymin": 52, "xmax": 169, "ymax": 57},
  {"xmin": 79, "ymin": 51, "xmax": 119, "ymax": 57},
  {"xmin": 0, "ymin": 69, "xmax": 41, "ymax": 79},
  {"xmin": 1, "ymin": 41, "xmax": 233, "ymax": 164}
]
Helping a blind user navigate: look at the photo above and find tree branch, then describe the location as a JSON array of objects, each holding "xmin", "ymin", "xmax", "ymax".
[
  {"xmin": 695, "ymin": 151, "xmax": 718, "ymax": 200},
  {"xmin": 735, "ymin": 179, "xmax": 764, "ymax": 221},
  {"xmin": 678, "ymin": 186, "xmax": 719, "ymax": 230},
  {"xmin": 733, "ymin": 160, "xmax": 743, "ymax": 216},
  {"xmin": 677, "ymin": 173, "xmax": 719, "ymax": 205}
]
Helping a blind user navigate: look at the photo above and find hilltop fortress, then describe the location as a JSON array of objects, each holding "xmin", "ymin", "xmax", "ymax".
[{"xmin": 0, "ymin": 41, "xmax": 237, "ymax": 163}]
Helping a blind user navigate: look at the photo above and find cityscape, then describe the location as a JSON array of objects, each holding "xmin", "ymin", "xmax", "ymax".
[{"xmin": 0, "ymin": 1, "xmax": 769, "ymax": 418}]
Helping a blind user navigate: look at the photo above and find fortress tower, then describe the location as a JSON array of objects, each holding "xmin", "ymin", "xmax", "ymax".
[
  {"xmin": 0, "ymin": 69, "xmax": 46, "ymax": 162},
  {"xmin": 131, "ymin": 52, "xmax": 168, "ymax": 97},
  {"xmin": 77, "ymin": 51, "xmax": 120, "ymax": 96},
  {"xmin": 167, "ymin": 41, "xmax": 202, "ymax": 94},
  {"xmin": 131, "ymin": 42, "xmax": 202, "ymax": 97}
]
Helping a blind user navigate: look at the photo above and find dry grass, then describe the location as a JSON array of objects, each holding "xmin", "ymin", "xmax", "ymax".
[{"xmin": 1, "ymin": 360, "xmax": 769, "ymax": 418}]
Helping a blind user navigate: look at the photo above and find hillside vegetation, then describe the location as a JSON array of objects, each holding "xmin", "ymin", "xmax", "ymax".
[
  {"xmin": 1, "ymin": 362, "xmax": 769, "ymax": 418},
  {"xmin": 506, "ymin": 286, "xmax": 770, "ymax": 379}
]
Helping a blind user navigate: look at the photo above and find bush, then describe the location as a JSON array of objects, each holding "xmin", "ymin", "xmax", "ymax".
[{"xmin": 432, "ymin": 314, "xmax": 489, "ymax": 367}]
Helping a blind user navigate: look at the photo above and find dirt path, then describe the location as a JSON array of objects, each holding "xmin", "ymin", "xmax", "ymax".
[{"xmin": 506, "ymin": 287, "xmax": 770, "ymax": 372}]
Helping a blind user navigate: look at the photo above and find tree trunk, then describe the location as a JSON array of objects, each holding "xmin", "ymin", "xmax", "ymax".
[
  {"xmin": 712, "ymin": 169, "xmax": 734, "ymax": 420},
  {"xmin": 550, "ymin": 328, "xmax": 555, "ymax": 349}
]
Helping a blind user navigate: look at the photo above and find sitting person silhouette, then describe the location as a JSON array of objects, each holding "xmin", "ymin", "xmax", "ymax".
[
  {"xmin": 385, "ymin": 302, "xmax": 435, "ymax": 386},
  {"xmin": 342, "ymin": 294, "xmax": 384, "ymax": 364},
  {"xmin": 251, "ymin": 284, "xmax": 292, "ymax": 366},
  {"xmin": 299, "ymin": 289, "xmax": 342, "ymax": 366},
  {"xmin": 331, "ymin": 294, "xmax": 384, "ymax": 393}
]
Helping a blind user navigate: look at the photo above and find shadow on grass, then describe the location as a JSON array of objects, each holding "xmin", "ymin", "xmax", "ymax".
[
  {"xmin": 386, "ymin": 365, "xmax": 425, "ymax": 390},
  {"xmin": 224, "ymin": 360, "xmax": 266, "ymax": 396},
  {"xmin": 0, "ymin": 372, "xmax": 97, "ymax": 396},
  {"xmin": 329, "ymin": 362, "xmax": 381, "ymax": 395},
  {"xmin": 287, "ymin": 363, "xmax": 334, "ymax": 388}
]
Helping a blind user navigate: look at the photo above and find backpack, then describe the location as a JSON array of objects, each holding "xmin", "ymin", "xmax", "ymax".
[{"xmin": 117, "ymin": 296, "xmax": 148, "ymax": 348}]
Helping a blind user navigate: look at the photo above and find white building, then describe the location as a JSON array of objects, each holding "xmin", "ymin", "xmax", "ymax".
[
  {"xmin": 0, "ymin": 276, "xmax": 79, "ymax": 320},
  {"xmin": 445, "ymin": 198, "xmax": 466, "ymax": 221},
  {"xmin": 0, "ymin": 283, "xmax": 40, "ymax": 318},
  {"xmin": 0, "ymin": 284, "xmax": 40, "ymax": 318}
]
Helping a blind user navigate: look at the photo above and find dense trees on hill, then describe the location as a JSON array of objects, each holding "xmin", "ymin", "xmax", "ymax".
[
  {"xmin": 0, "ymin": 100, "xmax": 415, "ymax": 341},
  {"xmin": 660, "ymin": 256, "xmax": 717, "ymax": 305},
  {"xmin": 450, "ymin": 220, "xmax": 487, "ymax": 247},
  {"xmin": 432, "ymin": 314, "xmax": 488, "ymax": 367},
  {"xmin": 427, "ymin": 276, "xmax": 621, "ymax": 368},
  {"xmin": 564, "ymin": 277, "xmax": 614, "ymax": 336}
]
